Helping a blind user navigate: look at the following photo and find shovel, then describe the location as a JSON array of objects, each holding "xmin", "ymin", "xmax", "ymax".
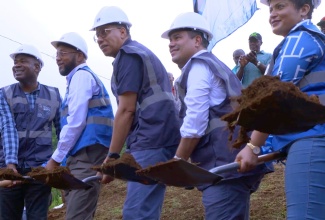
[
  {"xmin": 0, "ymin": 168, "xmax": 92, "ymax": 190},
  {"xmin": 136, "ymin": 151, "xmax": 286, "ymax": 187},
  {"xmin": 92, "ymin": 153, "xmax": 158, "ymax": 185}
]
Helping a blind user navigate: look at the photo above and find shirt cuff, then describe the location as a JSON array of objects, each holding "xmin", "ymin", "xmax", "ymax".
[
  {"xmin": 5, "ymin": 158, "xmax": 18, "ymax": 166},
  {"xmin": 51, "ymin": 149, "xmax": 66, "ymax": 163}
]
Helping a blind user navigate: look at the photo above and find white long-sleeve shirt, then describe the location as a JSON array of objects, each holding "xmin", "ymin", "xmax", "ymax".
[
  {"xmin": 52, "ymin": 63, "xmax": 100, "ymax": 163},
  {"xmin": 180, "ymin": 50, "xmax": 227, "ymax": 138}
]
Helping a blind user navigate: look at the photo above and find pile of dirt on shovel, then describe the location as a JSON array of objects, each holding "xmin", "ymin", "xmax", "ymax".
[
  {"xmin": 221, "ymin": 75, "xmax": 323, "ymax": 149},
  {"xmin": 27, "ymin": 167, "xmax": 74, "ymax": 189},
  {"xmin": 102, "ymin": 153, "xmax": 142, "ymax": 170},
  {"xmin": 92, "ymin": 153, "xmax": 142, "ymax": 172},
  {"xmin": 0, "ymin": 168, "xmax": 25, "ymax": 180}
]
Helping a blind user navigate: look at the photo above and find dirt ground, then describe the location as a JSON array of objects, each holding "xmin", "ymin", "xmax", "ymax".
[{"xmin": 48, "ymin": 163, "xmax": 286, "ymax": 220}]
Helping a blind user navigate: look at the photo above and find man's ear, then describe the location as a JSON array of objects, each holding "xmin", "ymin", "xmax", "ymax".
[
  {"xmin": 195, "ymin": 35, "xmax": 202, "ymax": 47},
  {"xmin": 76, "ymin": 51, "xmax": 86, "ymax": 62},
  {"xmin": 120, "ymin": 26, "xmax": 128, "ymax": 39},
  {"xmin": 34, "ymin": 62, "xmax": 41, "ymax": 72}
]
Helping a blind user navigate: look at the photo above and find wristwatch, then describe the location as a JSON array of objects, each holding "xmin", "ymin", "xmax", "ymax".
[
  {"xmin": 247, "ymin": 143, "xmax": 261, "ymax": 155},
  {"xmin": 108, "ymin": 152, "xmax": 120, "ymax": 159},
  {"xmin": 256, "ymin": 61, "xmax": 261, "ymax": 67}
]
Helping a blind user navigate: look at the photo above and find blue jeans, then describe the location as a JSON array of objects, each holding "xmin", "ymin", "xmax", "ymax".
[
  {"xmin": 123, "ymin": 146, "xmax": 176, "ymax": 220},
  {"xmin": 202, "ymin": 174, "xmax": 264, "ymax": 220},
  {"xmin": 285, "ymin": 137, "xmax": 325, "ymax": 220}
]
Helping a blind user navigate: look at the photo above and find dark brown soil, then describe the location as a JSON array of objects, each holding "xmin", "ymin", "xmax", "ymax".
[
  {"xmin": 0, "ymin": 168, "xmax": 25, "ymax": 180},
  {"xmin": 27, "ymin": 167, "xmax": 80, "ymax": 190},
  {"xmin": 48, "ymin": 164, "xmax": 286, "ymax": 220},
  {"xmin": 221, "ymin": 75, "xmax": 325, "ymax": 148},
  {"xmin": 93, "ymin": 153, "xmax": 142, "ymax": 173}
]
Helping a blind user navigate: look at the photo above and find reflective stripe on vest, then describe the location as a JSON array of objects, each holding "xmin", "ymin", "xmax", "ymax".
[
  {"xmin": 201, "ymin": 56, "xmax": 242, "ymax": 97},
  {"xmin": 205, "ymin": 117, "xmax": 227, "ymax": 134},
  {"xmin": 47, "ymin": 87, "xmax": 60, "ymax": 120},
  {"xmin": 3, "ymin": 86, "xmax": 18, "ymax": 114},
  {"xmin": 297, "ymin": 71, "xmax": 325, "ymax": 89},
  {"xmin": 18, "ymin": 130, "xmax": 52, "ymax": 139},
  {"xmin": 61, "ymin": 98, "xmax": 111, "ymax": 117},
  {"xmin": 124, "ymin": 45, "xmax": 174, "ymax": 111},
  {"xmin": 297, "ymin": 71, "xmax": 325, "ymax": 105},
  {"xmin": 87, "ymin": 116, "xmax": 114, "ymax": 126}
]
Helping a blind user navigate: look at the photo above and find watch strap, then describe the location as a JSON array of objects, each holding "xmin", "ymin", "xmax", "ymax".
[{"xmin": 108, "ymin": 152, "xmax": 120, "ymax": 159}]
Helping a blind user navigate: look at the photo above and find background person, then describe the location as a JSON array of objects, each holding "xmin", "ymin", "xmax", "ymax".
[
  {"xmin": 317, "ymin": 16, "xmax": 325, "ymax": 33},
  {"xmin": 90, "ymin": 6, "xmax": 181, "ymax": 219},
  {"xmin": 236, "ymin": 32, "xmax": 272, "ymax": 88},
  {"xmin": 0, "ymin": 44, "xmax": 61, "ymax": 220},
  {"xmin": 45, "ymin": 32, "xmax": 114, "ymax": 220},
  {"xmin": 162, "ymin": 12, "xmax": 269, "ymax": 220},
  {"xmin": 237, "ymin": 0, "xmax": 325, "ymax": 219},
  {"xmin": 231, "ymin": 49, "xmax": 245, "ymax": 74}
]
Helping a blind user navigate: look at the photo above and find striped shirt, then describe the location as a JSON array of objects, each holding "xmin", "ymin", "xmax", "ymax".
[{"xmin": 0, "ymin": 90, "xmax": 19, "ymax": 165}]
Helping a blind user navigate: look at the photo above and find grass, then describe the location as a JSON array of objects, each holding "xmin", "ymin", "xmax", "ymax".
[{"xmin": 49, "ymin": 188, "xmax": 63, "ymax": 209}]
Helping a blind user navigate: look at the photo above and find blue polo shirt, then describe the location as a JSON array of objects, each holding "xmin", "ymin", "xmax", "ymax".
[
  {"xmin": 242, "ymin": 50, "xmax": 272, "ymax": 88},
  {"xmin": 111, "ymin": 39, "xmax": 181, "ymax": 151}
]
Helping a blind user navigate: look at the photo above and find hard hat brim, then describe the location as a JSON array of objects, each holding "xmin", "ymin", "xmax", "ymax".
[
  {"xmin": 89, "ymin": 21, "xmax": 132, "ymax": 31},
  {"xmin": 161, "ymin": 27, "xmax": 213, "ymax": 41},
  {"xmin": 51, "ymin": 40, "xmax": 88, "ymax": 59},
  {"xmin": 10, "ymin": 52, "xmax": 44, "ymax": 68}
]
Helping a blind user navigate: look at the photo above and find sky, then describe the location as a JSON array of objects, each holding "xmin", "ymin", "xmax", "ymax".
[{"xmin": 1, "ymin": 0, "xmax": 324, "ymax": 113}]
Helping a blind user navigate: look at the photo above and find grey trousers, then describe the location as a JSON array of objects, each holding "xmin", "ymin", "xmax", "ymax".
[{"xmin": 64, "ymin": 144, "xmax": 108, "ymax": 220}]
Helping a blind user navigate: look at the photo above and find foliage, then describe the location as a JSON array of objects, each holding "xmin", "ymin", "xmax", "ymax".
[{"xmin": 49, "ymin": 189, "xmax": 63, "ymax": 209}]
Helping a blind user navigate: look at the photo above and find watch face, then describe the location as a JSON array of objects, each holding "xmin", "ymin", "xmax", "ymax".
[{"xmin": 253, "ymin": 147, "xmax": 261, "ymax": 155}]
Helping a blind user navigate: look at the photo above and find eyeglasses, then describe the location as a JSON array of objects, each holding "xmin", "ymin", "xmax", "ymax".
[
  {"xmin": 93, "ymin": 28, "xmax": 120, "ymax": 43},
  {"xmin": 56, "ymin": 51, "xmax": 79, "ymax": 58}
]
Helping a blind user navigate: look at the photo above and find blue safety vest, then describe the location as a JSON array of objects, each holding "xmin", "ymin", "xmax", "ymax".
[
  {"xmin": 0, "ymin": 84, "xmax": 60, "ymax": 168},
  {"xmin": 61, "ymin": 66, "xmax": 114, "ymax": 156}
]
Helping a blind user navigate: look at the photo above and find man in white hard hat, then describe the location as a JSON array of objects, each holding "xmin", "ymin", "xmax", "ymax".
[
  {"xmin": 162, "ymin": 12, "xmax": 269, "ymax": 220},
  {"xmin": 45, "ymin": 32, "xmax": 114, "ymax": 220},
  {"xmin": 0, "ymin": 44, "xmax": 61, "ymax": 220},
  {"xmin": 90, "ymin": 6, "xmax": 181, "ymax": 219}
]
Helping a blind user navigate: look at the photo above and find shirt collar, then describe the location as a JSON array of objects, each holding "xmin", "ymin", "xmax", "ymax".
[
  {"xmin": 66, "ymin": 63, "xmax": 87, "ymax": 85},
  {"xmin": 22, "ymin": 83, "xmax": 40, "ymax": 94},
  {"xmin": 182, "ymin": 49, "xmax": 208, "ymax": 71}
]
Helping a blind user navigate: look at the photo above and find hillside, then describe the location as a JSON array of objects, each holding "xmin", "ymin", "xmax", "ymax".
[{"xmin": 48, "ymin": 163, "xmax": 286, "ymax": 220}]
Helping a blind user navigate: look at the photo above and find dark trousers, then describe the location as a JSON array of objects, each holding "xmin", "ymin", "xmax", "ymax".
[{"xmin": 0, "ymin": 168, "xmax": 51, "ymax": 220}]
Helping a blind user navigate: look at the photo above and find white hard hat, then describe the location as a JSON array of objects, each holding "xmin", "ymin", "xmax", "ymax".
[
  {"xmin": 161, "ymin": 12, "xmax": 213, "ymax": 41},
  {"xmin": 260, "ymin": 0, "xmax": 321, "ymax": 8},
  {"xmin": 10, "ymin": 44, "xmax": 44, "ymax": 68},
  {"xmin": 51, "ymin": 32, "xmax": 88, "ymax": 59},
  {"xmin": 90, "ymin": 6, "xmax": 132, "ymax": 31}
]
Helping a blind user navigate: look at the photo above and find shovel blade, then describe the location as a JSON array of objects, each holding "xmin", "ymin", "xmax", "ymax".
[
  {"xmin": 93, "ymin": 163, "xmax": 157, "ymax": 185},
  {"xmin": 136, "ymin": 152, "xmax": 286, "ymax": 187},
  {"xmin": 136, "ymin": 159, "xmax": 223, "ymax": 187},
  {"xmin": 92, "ymin": 153, "xmax": 158, "ymax": 185},
  {"xmin": 30, "ymin": 172, "xmax": 92, "ymax": 190},
  {"xmin": 27, "ymin": 167, "xmax": 92, "ymax": 190}
]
